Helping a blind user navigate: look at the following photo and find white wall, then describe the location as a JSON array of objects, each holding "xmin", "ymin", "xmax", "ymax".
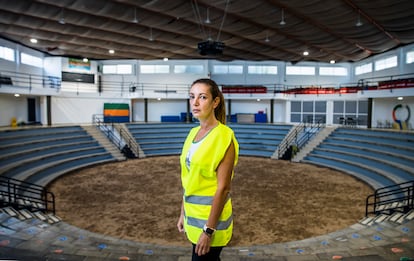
[
  {"xmin": 372, "ymin": 97, "xmax": 414, "ymax": 129},
  {"xmin": 50, "ymin": 96, "xmax": 132, "ymax": 125},
  {"xmin": 147, "ymin": 99, "xmax": 187, "ymax": 122},
  {"xmin": 132, "ymin": 98, "xmax": 188, "ymax": 122},
  {"xmin": 0, "ymin": 94, "xmax": 28, "ymax": 126}
]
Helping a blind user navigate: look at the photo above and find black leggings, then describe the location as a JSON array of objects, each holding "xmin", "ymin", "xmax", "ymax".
[{"xmin": 192, "ymin": 244, "xmax": 223, "ymax": 261}]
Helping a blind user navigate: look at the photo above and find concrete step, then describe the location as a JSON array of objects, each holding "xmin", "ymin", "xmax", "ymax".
[
  {"xmin": 82, "ymin": 125, "xmax": 126, "ymax": 161},
  {"xmin": 292, "ymin": 126, "xmax": 337, "ymax": 162}
]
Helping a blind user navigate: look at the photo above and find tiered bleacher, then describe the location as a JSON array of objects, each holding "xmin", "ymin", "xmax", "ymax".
[
  {"xmin": 126, "ymin": 123, "xmax": 197, "ymax": 156},
  {"xmin": 231, "ymin": 123, "xmax": 293, "ymax": 157},
  {"xmin": 0, "ymin": 126, "xmax": 116, "ymax": 186},
  {"xmin": 125, "ymin": 123, "xmax": 293, "ymax": 158},
  {"xmin": 302, "ymin": 128, "xmax": 414, "ymax": 190}
]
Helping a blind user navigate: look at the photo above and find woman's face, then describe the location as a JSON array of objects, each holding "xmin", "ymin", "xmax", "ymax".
[{"xmin": 189, "ymin": 83, "xmax": 218, "ymax": 121}]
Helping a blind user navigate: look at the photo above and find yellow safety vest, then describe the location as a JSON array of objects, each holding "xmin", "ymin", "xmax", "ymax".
[{"xmin": 180, "ymin": 123, "xmax": 239, "ymax": 246}]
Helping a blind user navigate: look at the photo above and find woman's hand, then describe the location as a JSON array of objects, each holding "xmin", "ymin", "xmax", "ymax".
[
  {"xmin": 177, "ymin": 213, "xmax": 185, "ymax": 233},
  {"xmin": 195, "ymin": 232, "xmax": 211, "ymax": 256}
]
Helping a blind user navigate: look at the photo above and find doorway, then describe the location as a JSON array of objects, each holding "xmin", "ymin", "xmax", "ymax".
[{"xmin": 27, "ymin": 97, "xmax": 37, "ymax": 124}]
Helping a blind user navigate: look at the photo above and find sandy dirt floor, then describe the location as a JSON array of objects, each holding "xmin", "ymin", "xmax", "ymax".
[{"xmin": 48, "ymin": 156, "xmax": 373, "ymax": 247}]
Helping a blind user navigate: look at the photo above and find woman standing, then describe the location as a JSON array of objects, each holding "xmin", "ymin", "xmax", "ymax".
[{"xmin": 177, "ymin": 78, "xmax": 239, "ymax": 260}]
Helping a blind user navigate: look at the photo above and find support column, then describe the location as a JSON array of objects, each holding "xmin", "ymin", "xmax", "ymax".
[
  {"xmin": 367, "ymin": 98, "xmax": 373, "ymax": 129},
  {"xmin": 144, "ymin": 98, "xmax": 148, "ymax": 123},
  {"xmin": 46, "ymin": 95, "xmax": 51, "ymax": 126},
  {"xmin": 270, "ymin": 99, "xmax": 274, "ymax": 123},
  {"xmin": 227, "ymin": 99, "xmax": 232, "ymax": 123},
  {"xmin": 186, "ymin": 99, "xmax": 191, "ymax": 122}
]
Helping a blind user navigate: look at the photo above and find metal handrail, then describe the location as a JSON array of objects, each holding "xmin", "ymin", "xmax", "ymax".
[
  {"xmin": 118, "ymin": 126, "xmax": 140, "ymax": 157},
  {"xmin": 0, "ymin": 70, "xmax": 61, "ymax": 90},
  {"xmin": 365, "ymin": 180, "xmax": 414, "ymax": 216},
  {"xmin": 92, "ymin": 114, "xmax": 123, "ymax": 149},
  {"xmin": 0, "ymin": 176, "xmax": 55, "ymax": 214},
  {"xmin": 92, "ymin": 114, "xmax": 139, "ymax": 158},
  {"xmin": 277, "ymin": 118, "xmax": 324, "ymax": 159}
]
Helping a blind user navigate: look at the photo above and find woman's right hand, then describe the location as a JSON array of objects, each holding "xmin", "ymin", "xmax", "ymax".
[{"xmin": 177, "ymin": 213, "xmax": 184, "ymax": 233}]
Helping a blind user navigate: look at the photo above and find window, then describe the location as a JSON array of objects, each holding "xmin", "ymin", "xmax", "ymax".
[
  {"xmin": 102, "ymin": 65, "xmax": 116, "ymax": 74},
  {"xmin": 0, "ymin": 46, "xmax": 15, "ymax": 61},
  {"xmin": 212, "ymin": 65, "xmax": 243, "ymax": 74},
  {"xmin": 21, "ymin": 52, "xmax": 43, "ymax": 68},
  {"xmin": 406, "ymin": 51, "xmax": 414, "ymax": 64},
  {"xmin": 315, "ymin": 101, "xmax": 326, "ymax": 113},
  {"xmin": 355, "ymin": 63, "xmax": 372, "ymax": 75},
  {"xmin": 319, "ymin": 66, "xmax": 347, "ymax": 76},
  {"xmin": 333, "ymin": 100, "xmax": 368, "ymax": 125},
  {"xmin": 102, "ymin": 64, "xmax": 133, "ymax": 74},
  {"xmin": 290, "ymin": 101, "xmax": 326, "ymax": 124},
  {"xmin": 286, "ymin": 66, "xmax": 315, "ymax": 75},
  {"xmin": 375, "ymin": 56, "xmax": 397, "ymax": 71},
  {"xmin": 247, "ymin": 65, "xmax": 277, "ymax": 75},
  {"xmin": 174, "ymin": 65, "xmax": 204, "ymax": 74},
  {"xmin": 291, "ymin": 101, "xmax": 302, "ymax": 113},
  {"xmin": 117, "ymin": 64, "xmax": 133, "ymax": 74},
  {"xmin": 140, "ymin": 65, "xmax": 169, "ymax": 74}
]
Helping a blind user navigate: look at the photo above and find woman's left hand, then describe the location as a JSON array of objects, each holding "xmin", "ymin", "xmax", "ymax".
[{"xmin": 195, "ymin": 232, "xmax": 211, "ymax": 256}]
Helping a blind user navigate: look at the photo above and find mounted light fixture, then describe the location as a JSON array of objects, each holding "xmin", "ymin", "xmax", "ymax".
[
  {"xmin": 280, "ymin": 8, "xmax": 286, "ymax": 25},
  {"xmin": 59, "ymin": 8, "xmax": 65, "ymax": 24},
  {"xmin": 330, "ymin": 60, "xmax": 336, "ymax": 64},
  {"xmin": 205, "ymin": 7, "xmax": 211, "ymax": 24},
  {"xmin": 108, "ymin": 49, "xmax": 115, "ymax": 54},
  {"xmin": 303, "ymin": 50, "xmax": 309, "ymax": 56},
  {"xmin": 149, "ymin": 27, "xmax": 154, "ymax": 41},
  {"xmin": 132, "ymin": 7, "xmax": 138, "ymax": 23},
  {"xmin": 30, "ymin": 38, "xmax": 38, "ymax": 44},
  {"xmin": 355, "ymin": 10, "xmax": 363, "ymax": 27},
  {"xmin": 264, "ymin": 31, "xmax": 270, "ymax": 42}
]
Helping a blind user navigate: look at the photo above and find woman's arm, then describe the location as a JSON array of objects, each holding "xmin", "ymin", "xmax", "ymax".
[
  {"xmin": 177, "ymin": 200, "xmax": 185, "ymax": 233},
  {"xmin": 195, "ymin": 140, "xmax": 235, "ymax": 256}
]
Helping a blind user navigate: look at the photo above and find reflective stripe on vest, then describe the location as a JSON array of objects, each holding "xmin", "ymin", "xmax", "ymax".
[
  {"xmin": 184, "ymin": 194, "xmax": 230, "ymax": 205},
  {"xmin": 186, "ymin": 214, "xmax": 233, "ymax": 231},
  {"xmin": 184, "ymin": 194, "xmax": 232, "ymax": 230}
]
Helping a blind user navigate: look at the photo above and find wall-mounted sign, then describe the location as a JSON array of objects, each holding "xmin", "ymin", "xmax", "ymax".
[{"xmin": 68, "ymin": 58, "xmax": 91, "ymax": 70}]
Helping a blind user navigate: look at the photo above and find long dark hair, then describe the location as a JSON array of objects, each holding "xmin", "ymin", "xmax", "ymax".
[{"xmin": 191, "ymin": 78, "xmax": 226, "ymax": 124}]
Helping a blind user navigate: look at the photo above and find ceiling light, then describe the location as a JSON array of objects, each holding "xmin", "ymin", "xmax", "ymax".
[
  {"xmin": 205, "ymin": 7, "xmax": 211, "ymax": 24},
  {"xmin": 397, "ymin": 96, "xmax": 403, "ymax": 100},
  {"xmin": 83, "ymin": 58, "xmax": 88, "ymax": 62},
  {"xmin": 330, "ymin": 60, "xmax": 335, "ymax": 64},
  {"xmin": 59, "ymin": 8, "xmax": 65, "ymax": 24},
  {"xmin": 30, "ymin": 38, "xmax": 38, "ymax": 44},
  {"xmin": 14, "ymin": 93, "xmax": 20, "ymax": 97},
  {"xmin": 355, "ymin": 10, "xmax": 363, "ymax": 27},
  {"xmin": 163, "ymin": 57, "xmax": 168, "ymax": 61},
  {"xmin": 132, "ymin": 7, "xmax": 138, "ymax": 23},
  {"xmin": 149, "ymin": 27, "xmax": 154, "ymax": 41},
  {"xmin": 303, "ymin": 51, "xmax": 309, "ymax": 56},
  {"xmin": 264, "ymin": 32, "xmax": 270, "ymax": 42},
  {"xmin": 108, "ymin": 49, "xmax": 115, "ymax": 54},
  {"xmin": 280, "ymin": 8, "xmax": 286, "ymax": 26}
]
